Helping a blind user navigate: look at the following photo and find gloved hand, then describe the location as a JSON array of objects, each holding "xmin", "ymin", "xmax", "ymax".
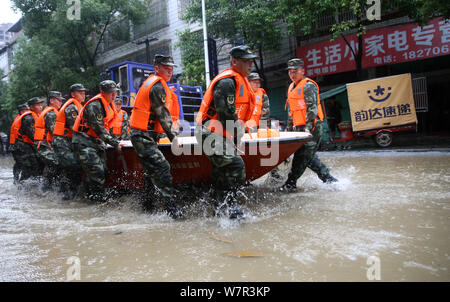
[{"xmin": 248, "ymin": 126, "xmax": 257, "ymax": 133}]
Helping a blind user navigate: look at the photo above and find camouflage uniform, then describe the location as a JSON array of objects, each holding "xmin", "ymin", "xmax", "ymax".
[
  {"xmin": 247, "ymin": 72, "xmax": 271, "ymax": 128},
  {"xmin": 72, "ymin": 83, "xmax": 120, "ymax": 202},
  {"xmin": 12, "ymin": 101, "xmax": 43, "ymax": 182},
  {"xmin": 36, "ymin": 108, "xmax": 60, "ymax": 190},
  {"xmin": 260, "ymin": 93, "xmax": 271, "ymax": 126},
  {"xmin": 195, "ymin": 77, "xmax": 246, "ymax": 193},
  {"xmin": 53, "ymin": 103, "xmax": 83, "ymax": 199},
  {"xmin": 195, "ymin": 45, "xmax": 259, "ymax": 219},
  {"xmin": 284, "ymin": 59, "xmax": 337, "ymax": 189},
  {"xmin": 130, "ymin": 66, "xmax": 179, "ymax": 215},
  {"xmin": 111, "ymin": 106, "xmax": 130, "ymax": 140}
]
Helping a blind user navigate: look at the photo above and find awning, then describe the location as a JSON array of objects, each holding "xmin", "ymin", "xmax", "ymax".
[{"xmin": 320, "ymin": 85, "xmax": 347, "ymax": 100}]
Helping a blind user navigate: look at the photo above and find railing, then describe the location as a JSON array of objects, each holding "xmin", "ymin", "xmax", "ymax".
[{"xmin": 412, "ymin": 77, "xmax": 428, "ymax": 112}]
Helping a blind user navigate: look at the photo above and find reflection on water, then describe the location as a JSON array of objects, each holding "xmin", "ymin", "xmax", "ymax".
[{"xmin": 0, "ymin": 151, "xmax": 449, "ymax": 281}]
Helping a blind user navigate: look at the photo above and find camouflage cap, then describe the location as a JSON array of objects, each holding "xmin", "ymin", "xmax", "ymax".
[
  {"xmin": 17, "ymin": 103, "xmax": 29, "ymax": 111},
  {"xmin": 286, "ymin": 58, "xmax": 304, "ymax": 70},
  {"xmin": 230, "ymin": 45, "xmax": 259, "ymax": 60},
  {"xmin": 99, "ymin": 80, "xmax": 119, "ymax": 93},
  {"xmin": 154, "ymin": 54, "xmax": 177, "ymax": 67},
  {"xmin": 70, "ymin": 83, "xmax": 87, "ymax": 92},
  {"xmin": 48, "ymin": 91, "xmax": 65, "ymax": 100},
  {"xmin": 27, "ymin": 97, "xmax": 44, "ymax": 105},
  {"xmin": 114, "ymin": 97, "xmax": 123, "ymax": 104},
  {"xmin": 247, "ymin": 72, "xmax": 262, "ymax": 81}
]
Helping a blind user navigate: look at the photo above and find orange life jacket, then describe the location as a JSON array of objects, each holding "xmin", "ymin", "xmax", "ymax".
[
  {"xmin": 111, "ymin": 109, "xmax": 130, "ymax": 136},
  {"xmin": 10, "ymin": 110, "xmax": 38, "ymax": 145},
  {"xmin": 129, "ymin": 75, "xmax": 174, "ymax": 133},
  {"xmin": 153, "ymin": 87, "xmax": 180, "ymax": 133},
  {"xmin": 53, "ymin": 98, "xmax": 82, "ymax": 138},
  {"xmin": 196, "ymin": 68, "xmax": 255, "ymax": 138},
  {"xmin": 34, "ymin": 106, "xmax": 58, "ymax": 145},
  {"xmin": 249, "ymin": 88, "xmax": 267, "ymax": 126},
  {"xmin": 168, "ymin": 87, "xmax": 180, "ymax": 123},
  {"xmin": 72, "ymin": 94, "xmax": 116, "ymax": 138},
  {"xmin": 285, "ymin": 77, "xmax": 324, "ymax": 128}
]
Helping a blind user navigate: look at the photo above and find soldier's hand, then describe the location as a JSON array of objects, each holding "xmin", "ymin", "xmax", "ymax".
[
  {"xmin": 116, "ymin": 143, "xmax": 123, "ymax": 155},
  {"xmin": 172, "ymin": 136, "xmax": 182, "ymax": 148}
]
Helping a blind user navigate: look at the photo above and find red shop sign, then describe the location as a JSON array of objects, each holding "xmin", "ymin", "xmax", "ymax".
[{"xmin": 296, "ymin": 17, "xmax": 450, "ymax": 77}]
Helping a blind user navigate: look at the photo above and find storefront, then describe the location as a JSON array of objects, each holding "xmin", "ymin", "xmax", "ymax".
[{"xmin": 295, "ymin": 17, "xmax": 450, "ymax": 134}]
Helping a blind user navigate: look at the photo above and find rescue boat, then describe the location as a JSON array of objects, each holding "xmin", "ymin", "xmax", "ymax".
[{"xmin": 105, "ymin": 131, "xmax": 312, "ymax": 189}]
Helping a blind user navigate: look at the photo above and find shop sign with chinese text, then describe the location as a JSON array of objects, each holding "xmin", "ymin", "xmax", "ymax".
[
  {"xmin": 297, "ymin": 18, "xmax": 450, "ymax": 77},
  {"xmin": 346, "ymin": 73, "xmax": 417, "ymax": 132}
]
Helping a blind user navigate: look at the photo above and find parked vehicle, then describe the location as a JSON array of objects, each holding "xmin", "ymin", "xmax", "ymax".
[{"xmin": 320, "ymin": 73, "xmax": 418, "ymax": 148}]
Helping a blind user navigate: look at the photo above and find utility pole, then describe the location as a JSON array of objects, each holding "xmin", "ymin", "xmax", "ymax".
[
  {"xmin": 136, "ymin": 37, "xmax": 158, "ymax": 64},
  {"xmin": 202, "ymin": 0, "xmax": 210, "ymax": 87}
]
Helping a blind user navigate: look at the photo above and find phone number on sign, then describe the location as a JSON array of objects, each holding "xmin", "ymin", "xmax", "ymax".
[{"xmin": 401, "ymin": 45, "xmax": 449, "ymax": 60}]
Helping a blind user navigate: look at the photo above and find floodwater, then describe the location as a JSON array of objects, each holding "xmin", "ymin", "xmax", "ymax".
[{"xmin": 0, "ymin": 150, "xmax": 449, "ymax": 282}]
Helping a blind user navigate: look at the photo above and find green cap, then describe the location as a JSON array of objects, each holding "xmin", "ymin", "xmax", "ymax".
[
  {"xmin": 70, "ymin": 83, "xmax": 87, "ymax": 92},
  {"xmin": 286, "ymin": 58, "xmax": 304, "ymax": 70},
  {"xmin": 154, "ymin": 54, "xmax": 177, "ymax": 67},
  {"xmin": 230, "ymin": 45, "xmax": 259, "ymax": 60},
  {"xmin": 114, "ymin": 97, "xmax": 123, "ymax": 104},
  {"xmin": 27, "ymin": 97, "xmax": 44, "ymax": 105},
  {"xmin": 48, "ymin": 91, "xmax": 65, "ymax": 100},
  {"xmin": 247, "ymin": 72, "xmax": 262, "ymax": 81},
  {"xmin": 17, "ymin": 103, "xmax": 29, "ymax": 111},
  {"xmin": 99, "ymin": 80, "xmax": 119, "ymax": 93}
]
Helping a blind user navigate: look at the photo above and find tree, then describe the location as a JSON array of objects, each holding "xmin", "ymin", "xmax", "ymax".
[
  {"xmin": 2, "ymin": 0, "xmax": 150, "ymax": 115},
  {"xmin": 13, "ymin": 0, "xmax": 150, "ymax": 68},
  {"xmin": 395, "ymin": 0, "xmax": 450, "ymax": 25},
  {"xmin": 0, "ymin": 70, "xmax": 11, "ymax": 134},
  {"xmin": 175, "ymin": 29, "xmax": 206, "ymax": 89},
  {"xmin": 279, "ymin": 0, "xmax": 450, "ymax": 80},
  {"xmin": 183, "ymin": 0, "xmax": 283, "ymax": 87}
]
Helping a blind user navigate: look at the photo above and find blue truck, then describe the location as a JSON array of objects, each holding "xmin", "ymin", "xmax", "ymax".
[{"xmin": 106, "ymin": 61, "xmax": 203, "ymax": 129}]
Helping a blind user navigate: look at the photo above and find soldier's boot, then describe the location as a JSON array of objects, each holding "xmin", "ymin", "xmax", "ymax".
[
  {"xmin": 141, "ymin": 176, "xmax": 157, "ymax": 212},
  {"xmin": 41, "ymin": 177, "xmax": 53, "ymax": 192},
  {"xmin": 157, "ymin": 186, "xmax": 183, "ymax": 219},
  {"xmin": 270, "ymin": 169, "xmax": 283, "ymax": 180},
  {"xmin": 279, "ymin": 178, "xmax": 298, "ymax": 193},
  {"xmin": 322, "ymin": 174, "xmax": 339, "ymax": 184},
  {"xmin": 214, "ymin": 190, "xmax": 245, "ymax": 220},
  {"xmin": 319, "ymin": 173, "xmax": 338, "ymax": 184}
]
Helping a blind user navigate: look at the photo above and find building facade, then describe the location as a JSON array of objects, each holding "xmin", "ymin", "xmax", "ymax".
[{"xmin": 96, "ymin": 0, "xmax": 200, "ymax": 78}]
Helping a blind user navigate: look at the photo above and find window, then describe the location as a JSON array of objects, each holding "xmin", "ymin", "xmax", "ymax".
[{"xmin": 133, "ymin": 0, "xmax": 169, "ymax": 39}]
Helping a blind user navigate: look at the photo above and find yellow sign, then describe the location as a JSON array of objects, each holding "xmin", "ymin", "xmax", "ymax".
[{"xmin": 346, "ymin": 73, "xmax": 417, "ymax": 132}]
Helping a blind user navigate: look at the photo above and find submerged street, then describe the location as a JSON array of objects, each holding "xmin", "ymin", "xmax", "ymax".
[{"xmin": 0, "ymin": 150, "xmax": 449, "ymax": 281}]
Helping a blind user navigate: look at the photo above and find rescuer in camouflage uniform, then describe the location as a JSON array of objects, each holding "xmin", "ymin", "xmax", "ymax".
[
  {"xmin": 14, "ymin": 98, "xmax": 45, "ymax": 183},
  {"xmin": 52, "ymin": 83, "xmax": 86, "ymax": 200},
  {"xmin": 111, "ymin": 97, "xmax": 130, "ymax": 140},
  {"xmin": 10, "ymin": 103, "xmax": 31, "ymax": 183},
  {"xmin": 35, "ymin": 91, "xmax": 64, "ymax": 191},
  {"xmin": 72, "ymin": 81, "xmax": 122, "ymax": 203},
  {"xmin": 247, "ymin": 72, "xmax": 271, "ymax": 129},
  {"xmin": 195, "ymin": 45, "xmax": 259, "ymax": 220},
  {"xmin": 129, "ymin": 54, "xmax": 182, "ymax": 219},
  {"xmin": 282, "ymin": 58, "xmax": 338, "ymax": 191}
]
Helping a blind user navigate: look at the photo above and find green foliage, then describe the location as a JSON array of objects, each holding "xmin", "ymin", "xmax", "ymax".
[
  {"xmin": 175, "ymin": 29, "xmax": 206, "ymax": 89},
  {"xmin": 1, "ymin": 0, "xmax": 151, "ymax": 117},
  {"xmin": 394, "ymin": 0, "xmax": 450, "ymax": 25},
  {"xmin": 184, "ymin": 0, "xmax": 282, "ymax": 51}
]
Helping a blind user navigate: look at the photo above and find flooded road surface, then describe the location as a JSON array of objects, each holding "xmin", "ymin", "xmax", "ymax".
[{"xmin": 0, "ymin": 151, "xmax": 449, "ymax": 281}]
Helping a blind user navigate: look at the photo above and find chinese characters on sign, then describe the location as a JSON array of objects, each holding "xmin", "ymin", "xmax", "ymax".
[
  {"xmin": 297, "ymin": 18, "xmax": 449, "ymax": 77},
  {"xmin": 354, "ymin": 104, "xmax": 412, "ymax": 122},
  {"xmin": 346, "ymin": 74, "xmax": 417, "ymax": 132}
]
